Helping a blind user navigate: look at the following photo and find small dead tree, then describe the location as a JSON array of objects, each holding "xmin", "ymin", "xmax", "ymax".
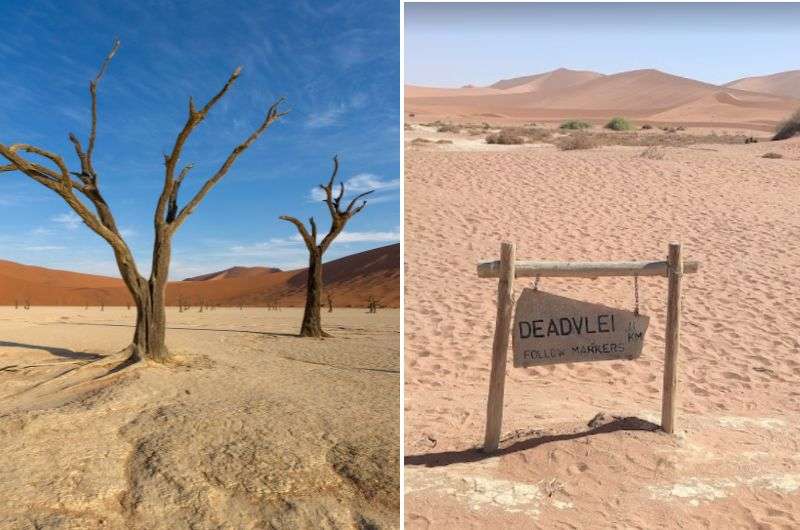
[
  {"xmin": 0, "ymin": 40, "xmax": 287, "ymax": 362},
  {"xmin": 14, "ymin": 299, "xmax": 18, "ymax": 310},
  {"xmin": 327, "ymin": 293, "xmax": 333, "ymax": 313},
  {"xmin": 280, "ymin": 156, "xmax": 372, "ymax": 337}
]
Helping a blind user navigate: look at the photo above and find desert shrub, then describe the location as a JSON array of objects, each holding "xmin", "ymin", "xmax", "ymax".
[
  {"xmin": 486, "ymin": 131, "xmax": 525, "ymax": 145},
  {"xmin": 408, "ymin": 112, "xmax": 415, "ymax": 117},
  {"xmin": 558, "ymin": 133, "xmax": 597, "ymax": 151},
  {"xmin": 437, "ymin": 123, "xmax": 460, "ymax": 133},
  {"xmin": 560, "ymin": 120, "xmax": 591, "ymax": 130},
  {"xmin": 640, "ymin": 146, "xmax": 665, "ymax": 160},
  {"xmin": 773, "ymin": 109, "xmax": 800, "ymax": 141},
  {"xmin": 762, "ymin": 152, "xmax": 783, "ymax": 159},
  {"xmin": 404, "ymin": 123, "xmax": 413, "ymax": 130},
  {"xmin": 436, "ymin": 139, "xmax": 453, "ymax": 144},
  {"xmin": 500, "ymin": 126, "xmax": 551, "ymax": 143},
  {"xmin": 744, "ymin": 136, "xmax": 759, "ymax": 144},
  {"xmin": 411, "ymin": 138, "xmax": 431, "ymax": 145},
  {"xmin": 676, "ymin": 126, "xmax": 686, "ymax": 131},
  {"xmin": 605, "ymin": 117, "xmax": 633, "ymax": 131},
  {"xmin": 641, "ymin": 124, "xmax": 653, "ymax": 130}
]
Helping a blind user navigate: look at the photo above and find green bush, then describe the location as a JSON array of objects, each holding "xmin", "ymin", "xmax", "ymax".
[
  {"xmin": 605, "ymin": 117, "xmax": 633, "ymax": 131},
  {"xmin": 560, "ymin": 120, "xmax": 591, "ymax": 130},
  {"xmin": 773, "ymin": 109, "xmax": 800, "ymax": 141}
]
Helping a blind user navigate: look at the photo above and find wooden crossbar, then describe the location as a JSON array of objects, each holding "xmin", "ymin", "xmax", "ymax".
[
  {"xmin": 477, "ymin": 259, "xmax": 700, "ymax": 279},
  {"xmin": 479, "ymin": 243, "xmax": 696, "ymax": 453}
]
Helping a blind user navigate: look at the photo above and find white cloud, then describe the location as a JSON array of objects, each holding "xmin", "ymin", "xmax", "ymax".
[
  {"xmin": 227, "ymin": 230, "xmax": 398, "ymax": 266},
  {"xmin": 334, "ymin": 230, "xmax": 400, "ymax": 243},
  {"xmin": 51, "ymin": 212, "xmax": 82, "ymax": 230},
  {"xmin": 306, "ymin": 103, "xmax": 347, "ymax": 128},
  {"xmin": 290, "ymin": 230, "xmax": 399, "ymax": 244},
  {"xmin": 24, "ymin": 245, "xmax": 66, "ymax": 251},
  {"xmin": 333, "ymin": 42, "xmax": 367, "ymax": 68},
  {"xmin": 305, "ymin": 92, "xmax": 370, "ymax": 129}
]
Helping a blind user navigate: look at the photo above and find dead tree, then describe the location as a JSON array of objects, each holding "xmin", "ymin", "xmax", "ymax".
[
  {"xmin": 280, "ymin": 156, "xmax": 372, "ymax": 337},
  {"xmin": 0, "ymin": 40, "xmax": 287, "ymax": 363},
  {"xmin": 327, "ymin": 293, "xmax": 333, "ymax": 313},
  {"xmin": 14, "ymin": 299, "xmax": 18, "ymax": 310}
]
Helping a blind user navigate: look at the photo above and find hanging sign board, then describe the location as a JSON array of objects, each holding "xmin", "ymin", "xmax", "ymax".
[{"xmin": 512, "ymin": 289, "xmax": 649, "ymax": 368}]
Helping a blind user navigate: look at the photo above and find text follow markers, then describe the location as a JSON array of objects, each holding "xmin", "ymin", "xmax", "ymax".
[{"xmin": 512, "ymin": 289, "xmax": 649, "ymax": 368}]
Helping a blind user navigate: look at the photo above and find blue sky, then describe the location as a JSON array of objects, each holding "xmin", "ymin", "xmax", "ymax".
[
  {"xmin": 0, "ymin": 0, "xmax": 399, "ymax": 279},
  {"xmin": 406, "ymin": 2, "xmax": 800, "ymax": 87}
]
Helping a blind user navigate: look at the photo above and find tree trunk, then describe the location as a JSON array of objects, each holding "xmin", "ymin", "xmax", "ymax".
[
  {"xmin": 128, "ymin": 289, "xmax": 169, "ymax": 362},
  {"xmin": 124, "ymin": 234, "xmax": 172, "ymax": 362},
  {"xmin": 299, "ymin": 250, "xmax": 328, "ymax": 337}
]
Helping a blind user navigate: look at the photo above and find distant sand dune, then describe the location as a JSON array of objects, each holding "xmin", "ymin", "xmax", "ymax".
[
  {"xmin": 406, "ymin": 68, "xmax": 800, "ymax": 129},
  {"xmin": 726, "ymin": 70, "xmax": 800, "ymax": 100},
  {"xmin": 0, "ymin": 243, "xmax": 399, "ymax": 308}
]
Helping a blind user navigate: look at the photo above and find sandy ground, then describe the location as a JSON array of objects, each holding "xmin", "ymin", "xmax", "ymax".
[
  {"xmin": 0, "ymin": 307, "xmax": 399, "ymax": 529},
  {"xmin": 404, "ymin": 135, "xmax": 800, "ymax": 528}
]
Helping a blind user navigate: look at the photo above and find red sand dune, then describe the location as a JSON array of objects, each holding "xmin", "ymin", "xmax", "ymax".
[
  {"xmin": 0, "ymin": 243, "xmax": 399, "ymax": 308},
  {"xmin": 489, "ymin": 67, "xmax": 604, "ymax": 93},
  {"xmin": 406, "ymin": 68, "xmax": 800, "ymax": 128},
  {"xmin": 725, "ymin": 70, "xmax": 800, "ymax": 100},
  {"xmin": 184, "ymin": 266, "xmax": 282, "ymax": 282}
]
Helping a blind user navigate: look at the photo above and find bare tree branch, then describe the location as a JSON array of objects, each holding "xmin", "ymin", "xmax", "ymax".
[
  {"xmin": 170, "ymin": 97, "xmax": 288, "ymax": 230},
  {"xmin": 87, "ymin": 38, "xmax": 120, "ymax": 168},
  {"xmin": 279, "ymin": 215, "xmax": 315, "ymax": 248}
]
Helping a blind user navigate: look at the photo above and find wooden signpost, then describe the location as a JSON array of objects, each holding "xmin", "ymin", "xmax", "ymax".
[{"xmin": 479, "ymin": 242, "xmax": 699, "ymax": 452}]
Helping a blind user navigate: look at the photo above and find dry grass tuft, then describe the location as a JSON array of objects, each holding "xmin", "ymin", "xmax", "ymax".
[
  {"xmin": 436, "ymin": 123, "xmax": 460, "ymax": 133},
  {"xmin": 486, "ymin": 131, "xmax": 524, "ymax": 145},
  {"xmin": 761, "ymin": 152, "xmax": 784, "ymax": 159},
  {"xmin": 558, "ymin": 133, "xmax": 597, "ymax": 151},
  {"xmin": 560, "ymin": 120, "xmax": 591, "ymax": 130},
  {"xmin": 640, "ymin": 146, "xmax": 666, "ymax": 160}
]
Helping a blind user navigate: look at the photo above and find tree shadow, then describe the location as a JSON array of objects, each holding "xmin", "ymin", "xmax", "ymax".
[
  {"xmin": 0, "ymin": 341, "xmax": 104, "ymax": 361},
  {"xmin": 55, "ymin": 322, "xmax": 298, "ymax": 338},
  {"xmin": 405, "ymin": 416, "xmax": 660, "ymax": 468}
]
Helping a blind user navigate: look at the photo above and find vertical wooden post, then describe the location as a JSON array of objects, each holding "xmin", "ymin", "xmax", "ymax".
[
  {"xmin": 661, "ymin": 243, "xmax": 683, "ymax": 433},
  {"xmin": 483, "ymin": 242, "xmax": 516, "ymax": 452}
]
